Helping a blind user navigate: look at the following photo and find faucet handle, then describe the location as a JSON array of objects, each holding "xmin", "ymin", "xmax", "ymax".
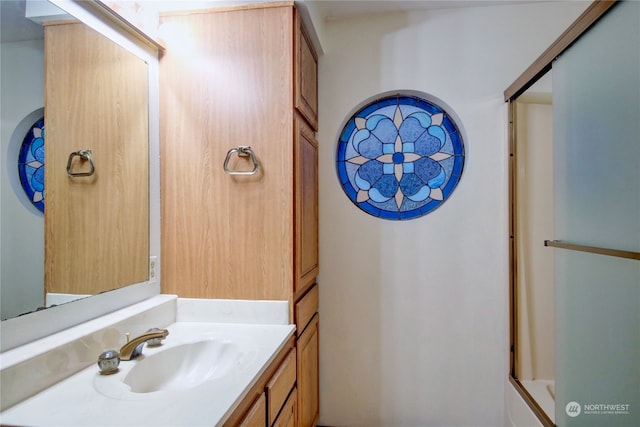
[
  {"xmin": 97, "ymin": 349, "xmax": 120, "ymax": 375},
  {"xmin": 145, "ymin": 328, "xmax": 168, "ymax": 347}
]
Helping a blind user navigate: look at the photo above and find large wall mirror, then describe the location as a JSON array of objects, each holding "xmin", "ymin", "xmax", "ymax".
[
  {"xmin": 1, "ymin": 0, "xmax": 161, "ymax": 350},
  {"xmin": 1, "ymin": 0, "xmax": 47, "ymax": 320}
]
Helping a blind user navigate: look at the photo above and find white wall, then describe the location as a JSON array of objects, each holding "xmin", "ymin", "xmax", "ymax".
[
  {"xmin": 0, "ymin": 39, "xmax": 45, "ymax": 320},
  {"xmin": 317, "ymin": 2, "xmax": 588, "ymax": 426}
]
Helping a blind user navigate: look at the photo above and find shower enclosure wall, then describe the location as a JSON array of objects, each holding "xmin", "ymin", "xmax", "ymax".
[{"xmin": 507, "ymin": 1, "xmax": 639, "ymax": 426}]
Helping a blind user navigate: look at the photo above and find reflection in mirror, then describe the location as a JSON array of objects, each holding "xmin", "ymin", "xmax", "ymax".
[
  {"xmin": 0, "ymin": 0, "xmax": 149, "ymax": 321},
  {"xmin": 100, "ymin": 1, "xmax": 161, "ymax": 42},
  {"xmin": 44, "ymin": 19, "xmax": 149, "ymax": 302},
  {"xmin": 1, "ymin": 0, "xmax": 47, "ymax": 320}
]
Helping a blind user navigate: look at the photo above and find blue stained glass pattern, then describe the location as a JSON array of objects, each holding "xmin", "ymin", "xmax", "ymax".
[
  {"xmin": 336, "ymin": 94, "xmax": 465, "ymax": 220},
  {"xmin": 18, "ymin": 117, "xmax": 45, "ymax": 213}
]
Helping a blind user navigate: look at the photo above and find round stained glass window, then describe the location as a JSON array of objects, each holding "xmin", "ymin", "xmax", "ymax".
[
  {"xmin": 336, "ymin": 93, "xmax": 465, "ymax": 220},
  {"xmin": 17, "ymin": 117, "xmax": 45, "ymax": 213}
]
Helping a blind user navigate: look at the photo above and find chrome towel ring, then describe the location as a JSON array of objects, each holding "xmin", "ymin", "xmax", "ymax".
[{"xmin": 223, "ymin": 146, "xmax": 259, "ymax": 176}]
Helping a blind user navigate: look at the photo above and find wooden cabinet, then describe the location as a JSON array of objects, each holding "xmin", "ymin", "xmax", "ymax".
[
  {"xmin": 294, "ymin": 15, "xmax": 320, "ymax": 427},
  {"xmin": 295, "ymin": 284, "xmax": 318, "ymax": 332},
  {"xmin": 294, "ymin": 117, "xmax": 319, "ymax": 297},
  {"xmin": 294, "ymin": 12, "xmax": 318, "ymax": 131},
  {"xmin": 273, "ymin": 388, "xmax": 298, "ymax": 427},
  {"xmin": 297, "ymin": 312, "xmax": 319, "ymax": 427},
  {"xmin": 226, "ymin": 337, "xmax": 297, "ymax": 427},
  {"xmin": 238, "ymin": 393, "xmax": 267, "ymax": 427},
  {"xmin": 266, "ymin": 349, "xmax": 297, "ymax": 426},
  {"xmin": 44, "ymin": 21, "xmax": 149, "ymax": 296},
  {"xmin": 160, "ymin": 3, "xmax": 319, "ymax": 426}
]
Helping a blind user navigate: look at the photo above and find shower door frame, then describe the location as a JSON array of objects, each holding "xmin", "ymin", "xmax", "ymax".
[{"xmin": 504, "ymin": 1, "xmax": 618, "ymax": 426}]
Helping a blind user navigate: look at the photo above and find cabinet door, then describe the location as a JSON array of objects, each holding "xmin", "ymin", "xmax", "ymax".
[
  {"xmin": 297, "ymin": 314, "xmax": 319, "ymax": 427},
  {"xmin": 294, "ymin": 117, "xmax": 319, "ymax": 296},
  {"xmin": 239, "ymin": 393, "xmax": 267, "ymax": 427},
  {"xmin": 273, "ymin": 388, "xmax": 297, "ymax": 427},
  {"xmin": 44, "ymin": 22, "xmax": 149, "ymax": 295},
  {"xmin": 294, "ymin": 12, "xmax": 318, "ymax": 131}
]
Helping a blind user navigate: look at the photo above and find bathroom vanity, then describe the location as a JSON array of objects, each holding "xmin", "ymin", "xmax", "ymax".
[
  {"xmin": 159, "ymin": 4, "xmax": 320, "ymax": 426},
  {"xmin": 0, "ymin": 295, "xmax": 296, "ymax": 426},
  {"xmin": 1, "ymin": 2, "xmax": 319, "ymax": 426}
]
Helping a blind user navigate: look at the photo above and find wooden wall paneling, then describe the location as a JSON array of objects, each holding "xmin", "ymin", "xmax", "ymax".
[
  {"xmin": 44, "ymin": 22, "xmax": 149, "ymax": 295},
  {"xmin": 160, "ymin": 7, "xmax": 294, "ymax": 300}
]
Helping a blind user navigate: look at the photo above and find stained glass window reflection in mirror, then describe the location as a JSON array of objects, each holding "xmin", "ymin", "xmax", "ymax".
[{"xmin": 18, "ymin": 117, "xmax": 45, "ymax": 213}]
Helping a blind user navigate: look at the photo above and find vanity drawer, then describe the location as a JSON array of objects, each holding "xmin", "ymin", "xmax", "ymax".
[
  {"xmin": 272, "ymin": 387, "xmax": 297, "ymax": 427},
  {"xmin": 295, "ymin": 284, "xmax": 318, "ymax": 334},
  {"xmin": 266, "ymin": 348, "xmax": 297, "ymax": 426},
  {"xmin": 238, "ymin": 392, "xmax": 266, "ymax": 427}
]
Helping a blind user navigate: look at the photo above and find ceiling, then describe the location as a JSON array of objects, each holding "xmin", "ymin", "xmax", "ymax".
[
  {"xmin": 1, "ymin": 0, "xmax": 540, "ymax": 43},
  {"xmin": 318, "ymin": 0, "xmax": 538, "ymax": 20}
]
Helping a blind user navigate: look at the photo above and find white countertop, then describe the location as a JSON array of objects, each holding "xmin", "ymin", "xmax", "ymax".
[{"xmin": 0, "ymin": 296, "xmax": 294, "ymax": 427}]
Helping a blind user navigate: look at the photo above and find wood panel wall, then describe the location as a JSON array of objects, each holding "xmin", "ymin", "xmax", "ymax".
[{"xmin": 160, "ymin": 6, "xmax": 294, "ymax": 300}]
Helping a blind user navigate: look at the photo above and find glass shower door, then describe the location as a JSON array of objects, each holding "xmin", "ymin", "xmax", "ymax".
[{"xmin": 552, "ymin": 1, "xmax": 640, "ymax": 426}]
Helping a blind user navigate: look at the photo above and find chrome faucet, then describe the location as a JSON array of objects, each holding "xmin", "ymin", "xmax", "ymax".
[{"xmin": 119, "ymin": 328, "xmax": 169, "ymax": 360}]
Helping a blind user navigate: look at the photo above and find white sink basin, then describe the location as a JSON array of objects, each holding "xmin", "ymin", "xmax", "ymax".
[{"xmin": 124, "ymin": 339, "xmax": 240, "ymax": 393}]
